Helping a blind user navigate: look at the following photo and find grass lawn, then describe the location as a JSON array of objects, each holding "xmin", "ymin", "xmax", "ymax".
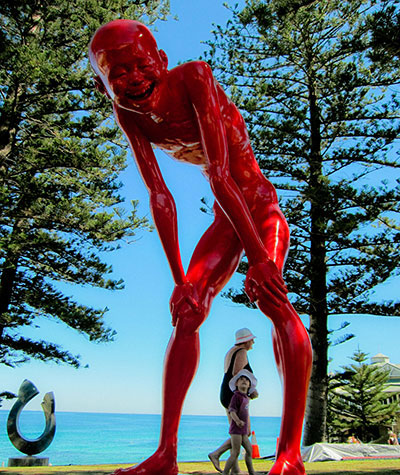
[{"xmin": 1, "ymin": 459, "xmax": 400, "ymax": 474}]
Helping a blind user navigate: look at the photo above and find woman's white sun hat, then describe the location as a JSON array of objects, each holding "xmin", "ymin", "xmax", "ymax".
[
  {"xmin": 235, "ymin": 328, "xmax": 256, "ymax": 344},
  {"xmin": 229, "ymin": 369, "xmax": 258, "ymax": 394}
]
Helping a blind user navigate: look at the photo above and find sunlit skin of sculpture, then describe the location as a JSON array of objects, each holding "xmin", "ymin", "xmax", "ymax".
[{"xmin": 89, "ymin": 19, "xmax": 312, "ymax": 475}]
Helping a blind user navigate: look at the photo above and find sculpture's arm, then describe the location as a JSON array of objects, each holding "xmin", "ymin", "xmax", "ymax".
[
  {"xmin": 185, "ymin": 63, "xmax": 268, "ymax": 264},
  {"xmin": 185, "ymin": 62, "xmax": 287, "ymax": 305},
  {"xmin": 115, "ymin": 108, "xmax": 186, "ymax": 287}
]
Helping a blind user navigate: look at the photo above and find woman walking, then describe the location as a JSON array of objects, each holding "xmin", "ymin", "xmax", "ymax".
[{"xmin": 209, "ymin": 328, "xmax": 258, "ymax": 473}]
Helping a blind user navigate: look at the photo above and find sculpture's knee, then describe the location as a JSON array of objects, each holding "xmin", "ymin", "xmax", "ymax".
[
  {"xmin": 272, "ymin": 315, "xmax": 312, "ymax": 373},
  {"xmin": 175, "ymin": 303, "xmax": 208, "ymax": 336}
]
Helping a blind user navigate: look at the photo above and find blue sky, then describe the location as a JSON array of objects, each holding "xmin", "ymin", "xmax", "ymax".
[{"xmin": 2, "ymin": 0, "xmax": 400, "ymax": 419}]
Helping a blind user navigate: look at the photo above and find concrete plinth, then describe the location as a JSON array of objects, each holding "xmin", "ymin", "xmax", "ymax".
[{"xmin": 8, "ymin": 456, "xmax": 49, "ymax": 467}]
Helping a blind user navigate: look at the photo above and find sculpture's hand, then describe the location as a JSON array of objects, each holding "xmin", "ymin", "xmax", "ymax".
[
  {"xmin": 245, "ymin": 260, "xmax": 288, "ymax": 307},
  {"xmin": 170, "ymin": 281, "xmax": 200, "ymax": 326}
]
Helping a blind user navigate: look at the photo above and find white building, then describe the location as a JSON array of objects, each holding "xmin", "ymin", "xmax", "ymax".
[{"xmin": 371, "ymin": 353, "xmax": 400, "ymax": 407}]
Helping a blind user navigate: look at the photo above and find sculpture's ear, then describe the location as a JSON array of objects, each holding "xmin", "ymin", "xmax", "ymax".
[
  {"xmin": 93, "ymin": 75, "xmax": 111, "ymax": 99},
  {"xmin": 159, "ymin": 49, "xmax": 168, "ymax": 69}
]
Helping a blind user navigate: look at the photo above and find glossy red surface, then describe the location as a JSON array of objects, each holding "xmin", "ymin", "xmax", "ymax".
[{"xmin": 90, "ymin": 20, "xmax": 312, "ymax": 475}]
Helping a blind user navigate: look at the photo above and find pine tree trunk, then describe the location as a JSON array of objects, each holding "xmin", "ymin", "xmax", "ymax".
[
  {"xmin": 0, "ymin": 254, "xmax": 19, "ymax": 340},
  {"xmin": 303, "ymin": 76, "xmax": 329, "ymax": 445},
  {"xmin": 303, "ymin": 309, "xmax": 329, "ymax": 445},
  {"xmin": 303, "ymin": 208, "xmax": 329, "ymax": 445}
]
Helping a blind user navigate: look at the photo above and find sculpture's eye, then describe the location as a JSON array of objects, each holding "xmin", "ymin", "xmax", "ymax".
[{"xmin": 110, "ymin": 67, "xmax": 127, "ymax": 80}]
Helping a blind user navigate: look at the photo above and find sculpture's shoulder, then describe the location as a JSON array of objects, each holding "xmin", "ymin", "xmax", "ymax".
[
  {"xmin": 172, "ymin": 60, "xmax": 212, "ymax": 72},
  {"xmin": 170, "ymin": 60, "xmax": 215, "ymax": 85},
  {"xmin": 170, "ymin": 61, "xmax": 232, "ymax": 114}
]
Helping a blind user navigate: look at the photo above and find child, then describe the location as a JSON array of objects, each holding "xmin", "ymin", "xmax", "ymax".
[{"xmin": 222, "ymin": 369, "xmax": 258, "ymax": 475}]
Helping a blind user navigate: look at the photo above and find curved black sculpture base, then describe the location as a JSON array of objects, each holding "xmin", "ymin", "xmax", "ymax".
[
  {"xmin": 8, "ymin": 456, "xmax": 49, "ymax": 467},
  {"xmin": 7, "ymin": 379, "xmax": 56, "ymax": 458}
]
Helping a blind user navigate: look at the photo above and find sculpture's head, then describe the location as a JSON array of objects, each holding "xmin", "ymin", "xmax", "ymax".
[{"xmin": 89, "ymin": 19, "xmax": 168, "ymax": 112}]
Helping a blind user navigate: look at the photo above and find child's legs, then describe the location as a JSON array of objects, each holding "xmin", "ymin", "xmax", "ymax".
[
  {"xmin": 208, "ymin": 409, "xmax": 241, "ymax": 474},
  {"xmin": 222, "ymin": 435, "xmax": 242, "ymax": 475},
  {"xmin": 226, "ymin": 410, "xmax": 241, "ymax": 474},
  {"xmin": 241, "ymin": 435, "xmax": 256, "ymax": 475}
]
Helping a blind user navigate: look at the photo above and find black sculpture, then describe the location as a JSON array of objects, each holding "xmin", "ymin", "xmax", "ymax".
[{"xmin": 7, "ymin": 379, "xmax": 56, "ymax": 465}]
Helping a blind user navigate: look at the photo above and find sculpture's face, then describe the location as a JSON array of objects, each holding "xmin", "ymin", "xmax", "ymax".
[{"xmin": 90, "ymin": 22, "xmax": 168, "ymax": 113}]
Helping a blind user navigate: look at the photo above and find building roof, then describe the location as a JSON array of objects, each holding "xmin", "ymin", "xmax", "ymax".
[
  {"xmin": 370, "ymin": 354, "xmax": 400, "ymax": 390},
  {"xmin": 384, "ymin": 384, "xmax": 400, "ymax": 394}
]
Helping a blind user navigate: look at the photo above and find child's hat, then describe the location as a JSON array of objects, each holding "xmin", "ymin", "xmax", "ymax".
[{"xmin": 229, "ymin": 369, "xmax": 257, "ymax": 393}]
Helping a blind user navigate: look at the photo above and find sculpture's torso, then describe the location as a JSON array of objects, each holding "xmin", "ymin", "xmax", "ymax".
[{"xmin": 115, "ymin": 62, "xmax": 278, "ymax": 205}]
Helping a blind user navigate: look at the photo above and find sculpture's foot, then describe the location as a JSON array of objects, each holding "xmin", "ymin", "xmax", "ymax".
[
  {"xmin": 111, "ymin": 449, "xmax": 178, "ymax": 475},
  {"xmin": 208, "ymin": 452, "xmax": 222, "ymax": 473},
  {"xmin": 268, "ymin": 455, "xmax": 305, "ymax": 475}
]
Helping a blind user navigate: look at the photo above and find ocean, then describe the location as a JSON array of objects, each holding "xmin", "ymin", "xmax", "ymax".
[{"xmin": 0, "ymin": 411, "xmax": 280, "ymax": 466}]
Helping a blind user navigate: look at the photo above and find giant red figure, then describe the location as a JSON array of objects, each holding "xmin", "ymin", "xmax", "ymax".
[{"xmin": 89, "ymin": 19, "xmax": 312, "ymax": 475}]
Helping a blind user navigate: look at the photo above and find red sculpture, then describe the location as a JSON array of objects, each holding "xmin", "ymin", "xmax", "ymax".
[{"xmin": 89, "ymin": 19, "xmax": 312, "ymax": 475}]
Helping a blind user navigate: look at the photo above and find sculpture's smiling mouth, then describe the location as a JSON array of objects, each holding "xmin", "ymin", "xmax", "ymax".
[{"xmin": 125, "ymin": 82, "xmax": 156, "ymax": 102}]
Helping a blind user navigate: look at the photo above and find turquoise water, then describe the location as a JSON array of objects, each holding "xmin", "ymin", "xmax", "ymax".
[{"xmin": 0, "ymin": 411, "xmax": 280, "ymax": 466}]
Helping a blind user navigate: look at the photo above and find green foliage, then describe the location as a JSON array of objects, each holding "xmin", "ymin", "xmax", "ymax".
[
  {"xmin": 0, "ymin": 0, "xmax": 170, "ymax": 368},
  {"xmin": 367, "ymin": 3, "xmax": 400, "ymax": 64},
  {"xmin": 205, "ymin": 0, "xmax": 400, "ymax": 443},
  {"xmin": 0, "ymin": 390, "xmax": 16, "ymax": 407},
  {"xmin": 327, "ymin": 349, "xmax": 398, "ymax": 442}
]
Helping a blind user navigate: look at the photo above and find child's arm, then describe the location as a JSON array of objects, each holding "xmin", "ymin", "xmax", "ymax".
[
  {"xmin": 230, "ymin": 410, "xmax": 245, "ymax": 428},
  {"xmin": 228, "ymin": 393, "xmax": 245, "ymax": 428}
]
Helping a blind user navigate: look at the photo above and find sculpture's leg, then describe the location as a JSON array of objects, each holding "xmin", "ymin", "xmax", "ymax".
[
  {"xmin": 112, "ymin": 323, "xmax": 201, "ymax": 475},
  {"xmin": 259, "ymin": 299, "xmax": 312, "ymax": 475},
  {"xmin": 112, "ymin": 206, "xmax": 243, "ymax": 475},
  {"xmin": 253, "ymin": 204, "xmax": 312, "ymax": 475}
]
